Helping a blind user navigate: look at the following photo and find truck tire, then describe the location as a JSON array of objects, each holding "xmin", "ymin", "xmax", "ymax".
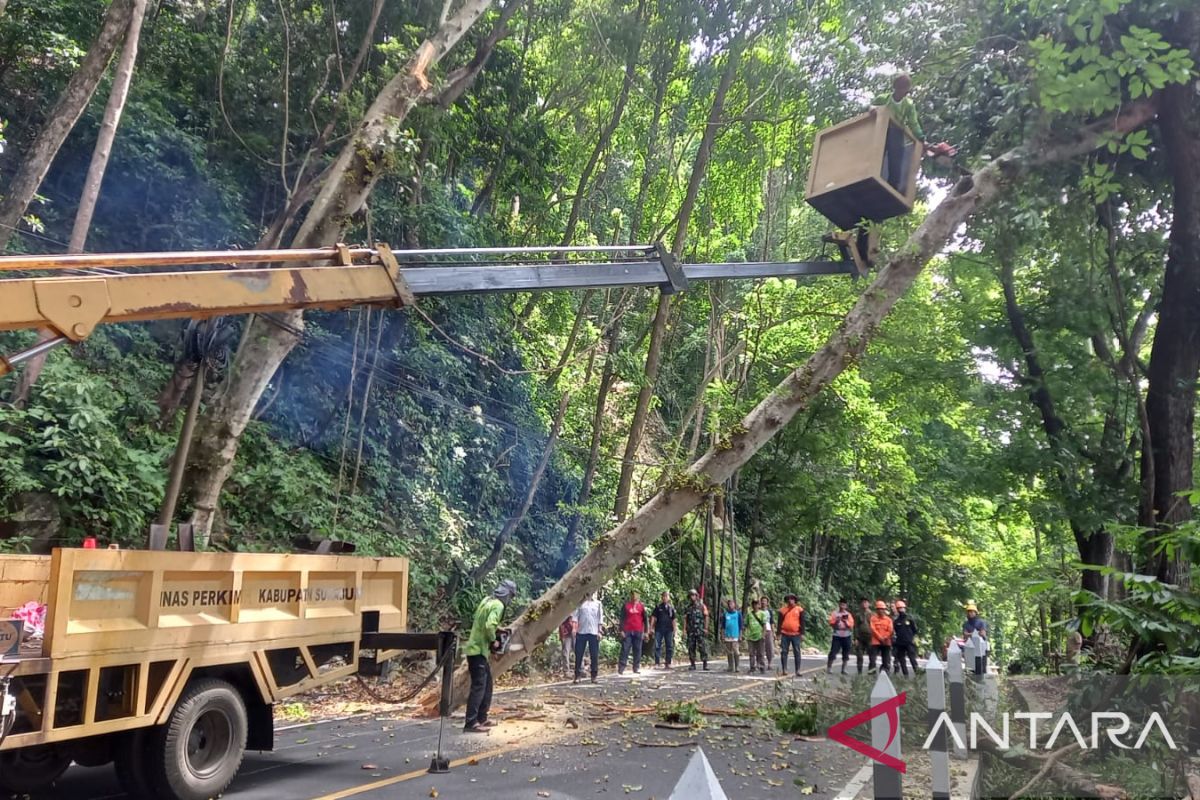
[
  {"xmin": 147, "ymin": 678, "xmax": 248, "ymax": 800},
  {"xmin": 0, "ymin": 744, "xmax": 71, "ymax": 793}
]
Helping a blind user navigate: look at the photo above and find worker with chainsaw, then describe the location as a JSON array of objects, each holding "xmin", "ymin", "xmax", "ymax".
[
  {"xmin": 873, "ymin": 73, "xmax": 956, "ymax": 191},
  {"xmin": 463, "ymin": 579, "xmax": 517, "ymax": 733}
]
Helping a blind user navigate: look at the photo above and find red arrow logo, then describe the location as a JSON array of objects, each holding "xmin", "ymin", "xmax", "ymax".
[{"xmin": 827, "ymin": 691, "xmax": 907, "ymax": 773}]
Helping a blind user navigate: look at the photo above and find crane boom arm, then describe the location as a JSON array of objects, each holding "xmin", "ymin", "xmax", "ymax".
[{"xmin": 0, "ymin": 242, "xmax": 853, "ymax": 375}]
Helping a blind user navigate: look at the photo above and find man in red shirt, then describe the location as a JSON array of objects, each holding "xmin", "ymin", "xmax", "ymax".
[
  {"xmin": 618, "ymin": 589, "xmax": 649, "ymax": 675},
  {"xmin": 558, "ymin": 616, "xmax": 578, "ymax": 674}
]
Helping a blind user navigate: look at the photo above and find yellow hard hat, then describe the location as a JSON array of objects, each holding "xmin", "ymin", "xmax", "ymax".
[{"xmin": 964, "ymin": 602, "xmax": 978, "ymax": 612}]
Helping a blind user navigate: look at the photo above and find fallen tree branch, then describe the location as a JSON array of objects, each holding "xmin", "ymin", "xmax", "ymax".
[
  {"xmin": 1008, "ymin": 743, "xmax": 1080, "ymax": 800},
  {"xmin": 975, "ymin": 738, "xmax": 1128, "ymax": 799},
  {"xmin": 633, "ymin": 738, "xmax": 694, "ymax": 747}
]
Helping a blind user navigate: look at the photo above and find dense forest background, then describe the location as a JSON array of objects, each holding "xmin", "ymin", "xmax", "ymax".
[{"xmin": 1, "ymin": 0, "xmax": 1197, "ymax": 673}]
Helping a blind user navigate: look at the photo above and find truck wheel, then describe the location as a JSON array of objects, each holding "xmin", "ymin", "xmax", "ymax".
[
  {"xmin": 0, "ymin": 744, "xmax": 71, "ymax": 793},
  {"xmin": 114, "ymin": 729, "xmax": 155, "ymax": 799},
  {"xmin": 148, "ymin": 678, "xmax": 248, "ymax": 800}
]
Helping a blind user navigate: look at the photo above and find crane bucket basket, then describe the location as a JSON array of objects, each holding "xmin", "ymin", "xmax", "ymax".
[{"xmin": 805, "ymin": 108, "xmax": 921, "ymax": 230}]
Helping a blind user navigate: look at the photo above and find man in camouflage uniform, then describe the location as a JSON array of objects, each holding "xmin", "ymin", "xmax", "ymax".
[
  {"xmin": 683, "ymin": 589, "xmax": 710, "ymax": 671},
  {"xmin": 854, "ymin": 597, "xmax": 874, "ymax": 674}
]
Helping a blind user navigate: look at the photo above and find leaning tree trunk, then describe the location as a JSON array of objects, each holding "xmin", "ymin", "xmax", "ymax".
[
  {"xmin": 613, "ymin": 37, "xmax": 743, "ymax": 519},
  {"xmin": 0, "ymin": 0, "xmax": 135, "ymax": 251},
  {"xmin": 418, "ymin": 99, "xmax": 1160, "ymax": 714},
  {"xmin": 1142, "ymin": 22, "xmax": 1200, "ymax": 585},
  {"xmin": 182, "ymin": 0, "xmax": 498, "ymax": 543},
  {"xmin": 8, "ymin": 0, "xmax": 148, "ymax": 408}
]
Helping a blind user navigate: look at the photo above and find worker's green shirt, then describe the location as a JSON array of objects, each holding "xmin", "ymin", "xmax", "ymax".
[
  {"xmin": 465, "ymin": 597, "xmax": 505, "ymax": 656},
  {"xmin": 745, "ymin": 609, "xmax": 765, "ymax": 642},
  {"xmin": 874, "ymin": 93, "xmax": 924, "ymax": 140}
]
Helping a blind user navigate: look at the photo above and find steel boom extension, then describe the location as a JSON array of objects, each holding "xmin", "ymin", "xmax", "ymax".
[{"xmin": 0, "ymin": 242, "xmax": 854, "ymax": 375}]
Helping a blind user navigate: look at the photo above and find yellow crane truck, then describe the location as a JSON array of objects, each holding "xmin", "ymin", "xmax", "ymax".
[
  {"xmin": 0, "ymin": 238, "xmax": 858, "ymax": 798},
  {"xmin": 0, "ymin": 548, "xmax": 409, "ymax": 799}
]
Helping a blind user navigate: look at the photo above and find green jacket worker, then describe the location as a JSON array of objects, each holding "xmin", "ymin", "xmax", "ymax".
[
  {"xmin": 875, "ymin": 73, "xmax": 922, "ymax": 191},
  {"xmin": 464, "ymin": 580, "xmax": 516, "ymax": 733}
]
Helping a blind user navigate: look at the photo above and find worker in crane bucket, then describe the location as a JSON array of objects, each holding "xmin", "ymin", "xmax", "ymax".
[
  {"xmin": 874, "ymin": 73, "xmax": 957, "ymax": 191},
  {"xmin": 463, "ymin": 579, "xmax": 517, "ymax": 733},
  {"xmin": 875, "ymin": 73, "xmax": 923, "ymax": 191}
]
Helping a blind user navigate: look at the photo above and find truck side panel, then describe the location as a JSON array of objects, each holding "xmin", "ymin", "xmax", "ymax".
[{"xmin": 1, "ymin": 549, "xmax": 408, "ymax": 751}]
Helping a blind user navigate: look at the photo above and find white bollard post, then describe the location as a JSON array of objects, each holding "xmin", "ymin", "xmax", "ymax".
[
  {"xmin": 946, "ymin": 640, "xmax": 967, "ymax": 759},
  {"xmin": 926, "ymin": 653, "xmax": 951, "ymax": 800},
  {"xmin": 870, "ymin": 670, "xmax": 903, "ymax": 800},
  {"xmin": 963, "ymin": 633, "xmax": 977, "ymax": 680},
  {"xmin": 970, "ymin": 630, "xmax": 985, "ymax": 676}
]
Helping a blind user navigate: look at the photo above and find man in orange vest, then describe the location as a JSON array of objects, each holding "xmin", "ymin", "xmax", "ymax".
[
  {"xmin": 777, "ymin": 595, "xmax": 806, "ymax": 676},
  {"xmin": 868, "ymin": 600, "xmax": 894, "ymax": 674}
]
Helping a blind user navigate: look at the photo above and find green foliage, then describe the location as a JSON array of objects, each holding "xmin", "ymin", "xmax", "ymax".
[
  {"xmin": 656, "ymin": 699, "xmax": 703, "ymax": 727},
  {"xmin": 770, "ymin": 696, "xmax": 821, "ymax": 736}
]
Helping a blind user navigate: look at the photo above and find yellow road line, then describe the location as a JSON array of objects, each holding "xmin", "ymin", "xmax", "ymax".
[{"xmin": 311, "ymin": 665, "xmax": 824, "ymax": 800}]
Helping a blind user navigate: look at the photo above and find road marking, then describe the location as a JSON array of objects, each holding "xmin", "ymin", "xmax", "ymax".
[
  {"xmin": 832, "ymin": 763, "xmax": 873, "ymax": 800},
  {"xmin": 310, "ymin": 665, "xmax": 824, "ymax": 800}
]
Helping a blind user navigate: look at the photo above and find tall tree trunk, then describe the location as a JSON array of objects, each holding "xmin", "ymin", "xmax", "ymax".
[
  {"xmin": 560, "ymin": 0, "xmax": 647, "ymax": 245},
  {"xmin": 739, "ymin": 472, "xmax": 765, "ymax": 614},
  {"xmin": 7, "ymin": 0, "xmax": 148, "ymax": 408},
  {"xmin": 157, "ymin": 360, "xmax": 206, "ymax": 529},
  {"xmin": 429, "ymin": 0, "xmax": 526, "ymax": 111},
  {"xmin": 0, "ymin": 0, "xmax": 135, "ymax": 251},
  {"xmin": 182, "ymin": 0, "xmax": 498, "ymax": 543},
  {"xmin": 470, "ymin": 392, "xmax": 571, "ymax": 584},
  {"xmin": 1143, "ymin": 22, "xmax": 1200, "ymax": 585},
  {"xmin": 545, "ymin": 290, "xmax": 594, "ymax": 388},
  {"xmin": 628, "ymin": 18, "xmax": 682, "ymax": 246},
  {"xmin": 1000, "ymin": 257, "xmax": 1112, "ymax": 600},
  {"xmin": 416, "ymin": 99, "xmax": 1159, "ymax": 712},
  {"xmin": 556, "ymin": 312, "xmax": 622, "ymax": 575},
  {"xmin": 613, "ymin": 38, "xmax": 744, "ymax": 519},
  {"xmin": 67, "ymin": 0, "xmax": 146, "ymax": 252}
]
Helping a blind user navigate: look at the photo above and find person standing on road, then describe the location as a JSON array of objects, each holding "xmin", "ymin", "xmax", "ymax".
[
  {"xmin": 618, "ymin": 589, "xmax": 648, "ymax": 675},
  {"xmin": 463, "ymin": 579, "xmax": 516, "ymax": 733},
  {"xmin": 573, "ymin": 592, "xmax": 603, "ymax": 684},
  {"xmin": 777, "ymin": 594, "xmax": 806, "ymax": 676},
  {"xmin": 827, "ymin": 598, "xmax": 854, "ymax": 674},
  {"xmin": 892, "ymin": 600, "xmax": 919, "ymax": 676},
  {"xmin": 962, "ymin": 602, "xmax": 988, "ymax": 639},
  {"xmin": 760, "ymin": 594, "xmax": 776, "ymax": 670},
  {"xmin": 868, "ymin": 600, "xmax": 894, "ymax": 674},
  {"xmin": 558, "ymin": 615, "xmax": 578, "ymax": 674},
  {"xmin": 684, "ymin": 589, "xmax": 710, "ymax": 671},
  {"xmin": 651, "ymin": 591, "xmax": 677, "ymax": 669},
  {"xmin": 745, "ymin": 598, "xmax": 768, "ymax": 673},
  {"xmin": 854, "ymin": 598, "xmax": 874, "ymax": 674},
  {"xmin": 722, "ymin": 598, "xmax": 743, "ymax": 672}
]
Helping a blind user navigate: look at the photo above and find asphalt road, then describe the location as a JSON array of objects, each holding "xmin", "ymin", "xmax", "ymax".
[{"xmin": 40, "ymin": 665, "xmax": 875, "ymax": 800}]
